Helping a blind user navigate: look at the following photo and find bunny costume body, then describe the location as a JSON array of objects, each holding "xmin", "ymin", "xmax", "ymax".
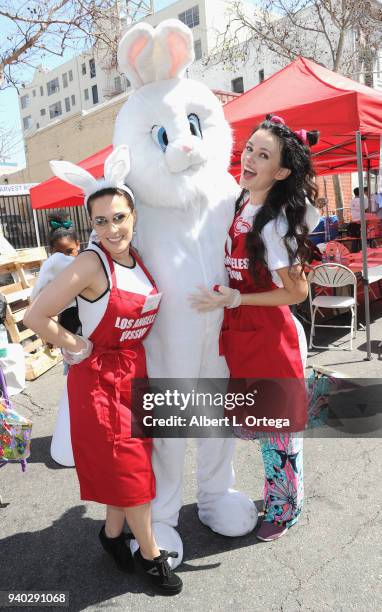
[{"xmin": 113, "ymin": 20, "xmax": 257, "ymax": 565}]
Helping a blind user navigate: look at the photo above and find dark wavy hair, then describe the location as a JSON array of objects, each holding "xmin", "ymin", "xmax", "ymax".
[
  {"xmin": 86, "ymin": 187, "xmax": 134, "ymax": 215},
  {"xmin": 48, "ymin": 212, "xmax": 78, "ymax": 250},
  {"xmin": 237, "ymin": 114, "xmax": 319, "ymax": 285}
]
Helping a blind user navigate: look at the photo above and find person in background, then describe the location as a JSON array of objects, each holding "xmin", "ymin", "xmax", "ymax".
[
  {"xmin": 31, "ymin": 213, "xmax": 82, "ymax": 348},
  {"xmin": 32, "ymin": 213, "xmax": 81, "ymax": 326},
  {"xmin": 350, "ymin": 187, "xmax": 365, "ymax": 222},
  {"xmin": 30, "ymin": 214, "xmax": 82, "ymax": 466}
]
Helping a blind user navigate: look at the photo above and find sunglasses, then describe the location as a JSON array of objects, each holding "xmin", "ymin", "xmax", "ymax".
[{"xmin": 92, "ymin": 211, "xmax": 132, "ymax": 230}]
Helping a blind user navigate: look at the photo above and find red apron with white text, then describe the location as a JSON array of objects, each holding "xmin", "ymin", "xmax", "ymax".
[
  {"xmin": 221, "ymin": 201, "xmax": 307, "ymax": 431},
  {"xmin": 67, "ymin": 247, "xmax": 159, "ymax": 506}
]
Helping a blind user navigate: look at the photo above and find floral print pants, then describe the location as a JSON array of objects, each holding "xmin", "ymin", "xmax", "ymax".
[{"xmin": 258, "ymin": 432, "xmax": 303, "ymax": 527}]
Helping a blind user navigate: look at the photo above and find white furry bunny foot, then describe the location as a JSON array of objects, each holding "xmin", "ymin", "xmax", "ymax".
[
  {"xmin": 198, "ymin": 489, "xmax": 258, "ymax": 537},
  {"xmin": 129, "ymin": 522, "xmax": 183, "ymax": 569}
]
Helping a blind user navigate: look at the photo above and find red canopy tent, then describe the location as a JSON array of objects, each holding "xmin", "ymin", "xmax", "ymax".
[
  {"xmin": 30, "ymin": 57, "xmax": 382, "ymax": 210},
  {"xmin": 223, "ymin": 56, "xmax": 382, "ymax": 177},
  {"xmin": 30, "ymin": 145, "xmax": 113, "ymax": 210}
]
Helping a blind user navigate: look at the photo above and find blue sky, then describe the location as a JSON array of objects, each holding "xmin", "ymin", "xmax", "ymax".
[{"xmin": 0, "ymin": 0, "xmax": 254, "ymax": 170}]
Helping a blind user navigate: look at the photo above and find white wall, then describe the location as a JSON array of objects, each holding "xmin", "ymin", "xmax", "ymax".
[{"xmin": 19, "ymin": 51, "xmax": 124, "ymax": 137}]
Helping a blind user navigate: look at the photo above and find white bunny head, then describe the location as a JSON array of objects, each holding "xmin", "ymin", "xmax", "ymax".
[
  {"xmin": 113, "ymin": 19, "xmax": 233, "ymax": 210},
  {"xmin": 118, "ymin": 19, "xmax": 194, "ymax": 88},
  {"xmin": 50, "ymin": 144, "xmax": 133, "ymax": 209}
]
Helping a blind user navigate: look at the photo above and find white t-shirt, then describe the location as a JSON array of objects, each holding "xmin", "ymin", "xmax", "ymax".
[
  {"xmin": 31, "ymin": 252, "xmax": 76, "ymax": 308},
  {"xmin": 239, "ymin": 203, "xmax": 298, "ymax": 287},
  {"xmin": 350, "ymin": 196, "xmax": 367, "ymax": 222}
]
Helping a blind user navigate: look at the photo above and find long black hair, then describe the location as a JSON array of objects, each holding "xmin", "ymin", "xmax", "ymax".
[
  {"xmin": 48, "ymin": 212, "xmax": 78, "ymax": 251},
  {"xmin": 237, "ymin": 114, "xmax": 319, "ymax": 285}
]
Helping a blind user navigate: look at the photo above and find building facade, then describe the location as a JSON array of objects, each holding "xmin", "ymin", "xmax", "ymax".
[
  {"xmin": 18, "ymin": 51, "xmax": 129, "ymax": 139},
  {"xmin": 17, "ymin": 0, "xmax": 256, "ymax": 141},
  {"xmin": 6, "ymin": 0, "xmax": 382, "ymax": 188}
]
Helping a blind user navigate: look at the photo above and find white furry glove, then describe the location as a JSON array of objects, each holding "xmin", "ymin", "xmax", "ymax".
[
  {"xmin": 62, "ymin": 337, "xmax": 93, "ymax": 365},
  {"xmin": 189, "ymin": 285, "xmax": 241, "ymax": 312}
]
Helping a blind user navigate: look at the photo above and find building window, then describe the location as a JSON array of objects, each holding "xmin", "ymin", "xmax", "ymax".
[
  {"xmin": 81, "ymin": 63, "xmax": 86, "ymax": 75},
  {"xmin": 258, "ymin": 69, "xmax": 264, "ymax": 83},
  {"xmin": 40, "ymin": 108, "xmax": 46, "ymax": 116},
  {"xmin": 84, "ymin": 88, "xmax": 89, "ymax": 101},
  {"xmin": 40, "ymin": 85, "xmax": 44, "ymax": 96},
  {"xmin": 62, "ymin": 72, "xmax": 68, "ymax": 88},
  {"xmin": 125, "ymin": 76, "xmax": 131, "ymax": 88},
  {"xmin": 23, "ymin": 115, "xmax": 32, "ymax": 130},
  {"xmin": 71, "ymin": 94, "xmax": 76, "ymax": 105},
  {"xmin": 20, "ymin": 94, "xmax": 30, "ymax": 109},
  {"xmin": 65, "ymin": 97, "xmax": 70, "ymax": 112},
  {"xmin": 49, "ymin": 101, "xmax": 62, "ymax": 119},
  {"xmin": 114, "ymin": 76, "xmax": 122, "ymax": 93},
  {"xmin": 89, "ymin": 58, "xmax": 96, "ymax": 78},
  {"xmin": 36, "ymin": 122, "xmax": 40, "ymax": 129},
  {"xmin": 194, "ymin": 39, "xmax": 202, "ymax": 60},
  {"xmin": 92, "ymin": 84, "xmax": 99, "ymax": 104},
  {"xmin": 32, "ymin": 89, "xmax": 36, "ymax": 97},
  {"xmin": 47, "ymin": 77, "xmax": 60, "ymax": 96},
  {"xmin": 231, "ymin": 76, "xmax": 244, "ymax": 93},
  {"xmin": 68, "ymin": 69, "xmax": 73, "ymax": 81},
  {"xmin": 178, "ymin": 5, "xmax": 200, "ymax": 28}
]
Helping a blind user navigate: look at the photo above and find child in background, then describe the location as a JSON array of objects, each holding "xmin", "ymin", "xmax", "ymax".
[
  {"xmin": 31, "ymin": 213, "xmax": 81, "ymax": 466},
  {"xmin": 31, "ymin": 214, "xmax": 81, "ymax": 336}
]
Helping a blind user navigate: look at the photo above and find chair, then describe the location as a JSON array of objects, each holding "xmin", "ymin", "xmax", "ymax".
[{"xmin": 307, "ymin": 263, "xmax": 357, "ymax": 350}]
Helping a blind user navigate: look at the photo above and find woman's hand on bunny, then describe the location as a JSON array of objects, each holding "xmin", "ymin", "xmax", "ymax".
[
  {"xmin": 62, "ymin": 336, "xmax": 93, "ymax": 365},
  {"xmin": 189, "ymin": 285, "xmax": 241, "ymax": 312}
]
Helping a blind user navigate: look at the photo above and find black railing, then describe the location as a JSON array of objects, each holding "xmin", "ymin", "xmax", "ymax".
[{"xmin": 0, "ymin": 195, "xmax": 91, "ymax": 251}]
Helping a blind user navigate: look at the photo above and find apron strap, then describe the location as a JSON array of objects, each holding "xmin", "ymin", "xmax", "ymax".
[
  {"xmin": 96, "ymin": 244, "xmax": 117, "ymax": 288},
  {"xmin": 131, "ymin": 248, "xmax": 158, "ymax": 292}
]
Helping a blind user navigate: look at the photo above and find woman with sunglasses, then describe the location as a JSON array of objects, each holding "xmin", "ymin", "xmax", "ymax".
[{"xmin": 24, "ymin": 148, "xmax": 182, "ymax": 595}]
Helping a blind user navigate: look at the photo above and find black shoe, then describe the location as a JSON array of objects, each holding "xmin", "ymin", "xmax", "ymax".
[
  {"xmin": 134, "ymin": 548, "xmax": 183, "ymax": 595},
  {"xmin": 99, "ymin": 525, "xmax": 134, "ymax": 573}
]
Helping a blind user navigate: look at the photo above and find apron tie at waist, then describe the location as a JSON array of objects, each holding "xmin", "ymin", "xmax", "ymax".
[{"xmin": 86, "ymin": 347, "xmax": 138, "ymax": 453}]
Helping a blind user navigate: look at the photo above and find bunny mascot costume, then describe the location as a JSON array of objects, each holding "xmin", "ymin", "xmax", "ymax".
[{"xmin": 113, "ymin": 19, "xmax": 258, "ymax": 565}]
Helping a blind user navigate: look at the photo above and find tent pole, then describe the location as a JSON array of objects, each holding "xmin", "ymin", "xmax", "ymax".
[
  {"xmin": 366, "ymin": 159, "xmax": 373, "ymax": 212},
  {"xmin": 356, "ymin": 131, "xmax": 372, "ymax": 360},
  {"xmin": 32, "ymin": 209, "xmax": 41, "ymax": 247},
  {"xmin": 323, "ymin": 176, "xmax": 330, "ymax": 241}
]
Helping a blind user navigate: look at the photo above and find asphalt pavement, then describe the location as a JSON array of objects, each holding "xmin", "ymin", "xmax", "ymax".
[{"xmin": 1, "ymin": 300, "xmax": 382, "ymax": 611}]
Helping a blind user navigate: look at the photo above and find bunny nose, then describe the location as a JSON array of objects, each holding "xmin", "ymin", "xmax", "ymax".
[{"xmin": 182, "ymin": 145, "xmax": 192, "ymax": 153}]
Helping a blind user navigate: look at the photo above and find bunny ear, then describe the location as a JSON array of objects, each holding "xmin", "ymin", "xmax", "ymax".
[
  {"xmin": 104, "ymin": 144, "xmax": 131, "ymax": 185},
  {"xmin": 155, "ymin": 19, "xmax": 194, "ymax": 81},
  {"xmin": 49, "ymin": 160, "xmax": 99, "ymax": 194},
  {"xmin": 117, "ymin": 23, "xmax": 156, "ymax": 89}
]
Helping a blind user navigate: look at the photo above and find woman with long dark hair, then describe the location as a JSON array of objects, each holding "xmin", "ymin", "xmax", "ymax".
[{"xmin": 191, "ymin": 114, "xmax": 319, "ymax": 542}]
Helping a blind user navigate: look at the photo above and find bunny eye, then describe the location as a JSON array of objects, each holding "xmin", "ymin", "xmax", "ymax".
[
  {"xmin": 188, "ymin": 114, "xmax": 202, "ymax": 139},
  {"xmin": 151, "ymin": 125, "xmax": 168, "ymax": 152}
]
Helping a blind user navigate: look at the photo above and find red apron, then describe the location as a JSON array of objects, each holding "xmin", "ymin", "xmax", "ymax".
[
  {"xmin": 67, "ymin": 247, "xmax": 160, "ymax": 507},
  {"xmin": 221, "ymin": 201, "xmax": 307, "ymax": 431}
]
